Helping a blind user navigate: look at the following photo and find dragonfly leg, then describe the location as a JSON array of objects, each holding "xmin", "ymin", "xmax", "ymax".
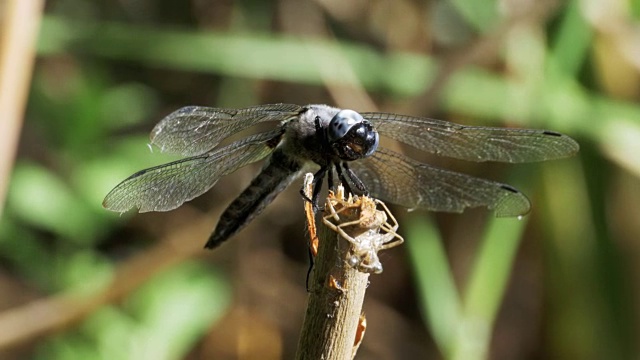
[
  {"xmin": 342, "ymin": 162, "xmax": 368, "ymax": 195},
  {"xmin": 327, "ymin": 165, "xmax": 335, "ymax": 190},
  {"xmin": 334, "ymin": 163, "xmax": 355, "ymax": 197},
  {"xmin": 311, "ymin": 167, "xmax": 327, "ymax": 212},
  {"xmin": 305, "ymin": 246, "xmax": 314, "ymax": 292}
]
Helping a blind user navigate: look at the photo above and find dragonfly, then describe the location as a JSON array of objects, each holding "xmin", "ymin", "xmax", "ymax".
[{"xmin": 103, "ymin": 104, "xmax": 579, "ymax": 249}]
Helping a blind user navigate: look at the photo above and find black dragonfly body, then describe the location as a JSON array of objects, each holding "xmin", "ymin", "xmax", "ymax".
[{"xmin": 103, "ymin": 104, "xmax": 579, "ymax": 248}]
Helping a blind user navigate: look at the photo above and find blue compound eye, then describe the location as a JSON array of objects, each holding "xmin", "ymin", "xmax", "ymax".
[
  {"xmin": 328, "ymin": 110, "xmax": 364, "ymax": 142},
  {"xmin": 327, "ymin": 109, "xmax": 379, "ymax": 161}
]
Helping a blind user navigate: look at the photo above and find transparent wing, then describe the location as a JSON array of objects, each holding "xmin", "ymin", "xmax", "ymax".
[
  {"xmin": 103, "ymin": 129, "xmax": 283, "ymax": 213},
  {"xmin": 349, "ymin": 148, "xmax": 531, "ymax": 217},
  {"xmin": 151, "ymin": 103, "xmax": 303, "ymax": 156},
  {"xmin": 362, "ymin": 112, "xmax": 579, "ymax": 163}
]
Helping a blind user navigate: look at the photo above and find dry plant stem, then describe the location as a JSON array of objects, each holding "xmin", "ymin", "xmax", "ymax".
[
  {"xmin": 0, "ymin": 0, "xmax": 44, "ymax": 216},
  {"xmin": 295, "ymin": 202, "xmax": 370, "ymax": 360}
]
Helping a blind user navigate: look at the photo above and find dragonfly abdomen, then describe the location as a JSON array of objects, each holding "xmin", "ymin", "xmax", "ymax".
[{"xmin": 205, "ymin": 149, "xmax": 303, "ymax": 249}]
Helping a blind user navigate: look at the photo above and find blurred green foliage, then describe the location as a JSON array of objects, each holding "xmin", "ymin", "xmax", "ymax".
[
  {"xmin": 2, "ymin": 0, "xmax": 639, "ymax": 359},
  {"xmin": 35, "ymin": 262, "xmax": 230, "ymax": 360}
]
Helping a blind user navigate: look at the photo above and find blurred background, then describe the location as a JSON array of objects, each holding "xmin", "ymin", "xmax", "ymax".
[{"xmin": 0, "ymin": 0, "xmax": 639, "ymax": 359}]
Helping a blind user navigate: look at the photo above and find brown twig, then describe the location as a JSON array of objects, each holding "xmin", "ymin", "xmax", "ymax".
[{"xmin": 296, "ymin": 177, "xmax": 402, "ymax": 359}]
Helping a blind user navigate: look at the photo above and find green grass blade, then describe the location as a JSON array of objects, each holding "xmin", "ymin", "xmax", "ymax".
[
  {"xmin": 406, "ymin": 216, "xmax": 461, "ymax": 358},
  {"xmin": 453, "ymin": 216, "xmax": 527, "ymax": 360}
]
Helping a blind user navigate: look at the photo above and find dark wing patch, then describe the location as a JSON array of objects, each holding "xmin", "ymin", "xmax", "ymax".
[{"xmin": 363, "ymin": 112, "xmax": 579, "ymax": 163}]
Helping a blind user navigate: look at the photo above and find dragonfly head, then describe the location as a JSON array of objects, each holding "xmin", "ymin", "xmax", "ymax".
[{"xmin": 328, "ymin": 109, "xmax": 379, "ymax": 161}]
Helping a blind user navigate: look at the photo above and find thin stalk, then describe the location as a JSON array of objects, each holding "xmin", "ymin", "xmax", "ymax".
[
  {"xmin": 296, "ymin": 176, "xmax": 402, "ymax": 359},
  {"xmin": 0, "ymin": 0, "xmax": 44, "ymax": 216}
]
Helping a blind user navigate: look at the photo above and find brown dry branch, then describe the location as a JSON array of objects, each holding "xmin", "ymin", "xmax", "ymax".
[
  {"xmin": 296, "ymin": 174, "xmax": 403, "ymax": 360},
  {"xmin": 0, "ymin": 0, "xmax": 44, "ymax": 216}
]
